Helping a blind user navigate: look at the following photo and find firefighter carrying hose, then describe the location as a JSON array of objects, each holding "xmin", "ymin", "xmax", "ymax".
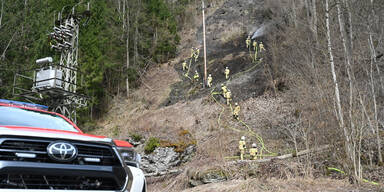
[
  {"xmin": 193, "ymin": 70, "xmax": 199, "ymax": 82},
  {"xmin": 259, "ymin": 42, "xmax": 266, "ymax": 52},
  {"xmin": 194, "ymin": 48, "xmax": 200, "ymax": 62},
  {"xmin": 249, "ymin": 143, "xmax": 258, "ymax": 160},
  {"xmin": 233, "ymin": 102, "xmax": 240, "ymax": 120},
  {"xmin": 246, "ymin": 36, "xmax": 251, "ymax": 49},
  {"xmin": 190, "ymin": 47, "xmax": 195, "ymax": 58},
  {"xmin": 182, "ymin": 60, "xmax": 188, "ymax": 71},
  {"xmin": 224, "ymin": 67, "xmax": 230, "ymax": 80},
  {"xmin": 207, "ymin": 74, "xmax": 213, "ymax": 88},
  {"xmin": 225, "ymin": 90, "xmax": 231, "ymax": 105},
  {"xmin": 253, "ymin": 40, "xmax": 258, "ymax": 51},
  {"xmin": 221, "ymin": 84, "xmax": 228, "ymax": 97},
  {"xmin": 239, "ymin": 136, "xmax": 246, "ymax": 160}
]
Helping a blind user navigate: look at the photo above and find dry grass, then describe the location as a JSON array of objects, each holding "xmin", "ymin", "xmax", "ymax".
[{"xmin": 178, "ymin": 178, "xmax": 372, "ymax": 192}]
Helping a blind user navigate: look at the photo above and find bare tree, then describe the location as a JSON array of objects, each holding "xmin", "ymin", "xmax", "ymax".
[
  {"xmin": 311, "ymin": 0, "xmax": 318, "ymax": 44},
  {"xmin": 325, "ymin": 0, "xmax": 353, "ymax": 170},
  {"xmin": 336, "ymin": 0, "xmax": 359, "ymax": 177},
  {"xmin": 368, "ymin": 32, "xmax": 382, "ymax": 164}
]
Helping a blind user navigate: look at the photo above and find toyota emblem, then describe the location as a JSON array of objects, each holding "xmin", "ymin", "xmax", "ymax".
[{"xmin": 47, "ymin": 142, "xmax": 78, "ymax": 162}]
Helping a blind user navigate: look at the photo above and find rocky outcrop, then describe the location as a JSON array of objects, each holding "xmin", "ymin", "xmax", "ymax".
[
  {"xmin": 188, "ymin": 169, "xmax": 228, "ymax": 187},
  {"xmin": 141, "ymin": 145, "xmax": 196, "ymax": 174}
]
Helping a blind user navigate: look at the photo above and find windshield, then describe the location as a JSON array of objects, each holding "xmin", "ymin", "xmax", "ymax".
[{"xmin": 0, "ymin": 106, "xmax": 79, "ymax": 132}]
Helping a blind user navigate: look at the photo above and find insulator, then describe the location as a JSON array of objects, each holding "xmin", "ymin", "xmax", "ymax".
[
  {"xmin": 64, "ymin": 29, "xmax": 72, "ymax": 33},
  {"xmin": 66, "ymin": 23, "xmax": 74, "ymax": 29},
  {"xmin": 64, "ymin": 32, "xmax": 73, "ymax": 38},
  {"xmin": 53, "ymin": 31, "xmax": 62, "ymax": 36},
  {"xmin": 54, "ymin": 26, "xmax": 61, "ymax": 32},
  {"xmin": 58, "ymin": 43, "xmax": 65, "ymax": 48},
  {"xmin": 51, "ymin": 45, "xmax": 62, "ymax": 51}
]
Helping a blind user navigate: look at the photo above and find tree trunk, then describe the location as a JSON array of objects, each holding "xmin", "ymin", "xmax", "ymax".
[
  {"xmin": 368, "ymin": 0, "xmax": 384, "ymax": 93},
  {"xmin": 118, "ymin": 0, "xmax": 121, "ymax": 15},
  {"xmin": 368, "ymin": 33, "xmax": 383, "ymax": 164},
  {"xmin": 311, "ymin": 0, "xmax": 318, "ymax": 44},
  {"xmin": 1, "ymin": 32, "xmax": 16, "ymax": 60},
  {"xmin": 336, "ymin": 0, "xmax": 357, "ymax": 176},
  {"xmin": 134, "ymin": 0, "xmax": 140, "ymax": 67},
  {"xmin": 291, "ymin": 0, "xmax": 297, "ymax": 28},
  {"xmin": 325, "ymin": 0, "xmax": 351, "ymax": 166},
  {"xmin": 0, "ymin": 0, "xmax": 4, "ymax": 28},
  {"xmin": 122, "ymin": 0, "xmax": 125, "ymax": 30},
  {"xmin": 126, "ymin": 7, "xmax": 130, "ymax": 97},
  {"xmin": 305, "ymin": 0, "xmax": 315, "ymax": 69},
  {"xmin": 343, "ymin": 0, "xmax": 353, "ymax": 53}
]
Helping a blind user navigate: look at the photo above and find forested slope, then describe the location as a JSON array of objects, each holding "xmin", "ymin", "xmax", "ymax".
[{"xmin": 0, "ymin": 0, "xmax": 182, "ymax": 123}]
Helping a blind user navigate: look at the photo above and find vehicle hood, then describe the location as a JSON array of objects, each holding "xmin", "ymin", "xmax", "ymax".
[{"xmin": 0, "ymin": 126, "xmax": 113, "ymax": 144}]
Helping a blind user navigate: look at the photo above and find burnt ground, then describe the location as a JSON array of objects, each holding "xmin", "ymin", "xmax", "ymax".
[
  {"xmin": 162, "ymin": 0, "xmax": 275, "ymax": 107},
  {"xmin": 163, "ymin": 35, "xmax": 268, "ymax": 106}
]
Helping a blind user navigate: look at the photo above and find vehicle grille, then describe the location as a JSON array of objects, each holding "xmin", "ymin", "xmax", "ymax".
[
  {"xmin": 0, "ymin": 174, "xmax": 119, "ymax": 190},
  {"xmin": 0, "ymin": 137, "xmax": 121, "ymax": 166}
]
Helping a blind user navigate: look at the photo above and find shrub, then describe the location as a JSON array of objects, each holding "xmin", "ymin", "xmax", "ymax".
[
  {"xmin": 130, "ymin": 133, "xmax": 143, "ymax": 142},
  {"xmin": 144, "ymin": 137, "xmax": 160, "ymax": 154}
]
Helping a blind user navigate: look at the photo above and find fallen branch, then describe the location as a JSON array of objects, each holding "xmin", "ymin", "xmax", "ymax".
[
  {"xmin": 141, "ymin": 80, "xmax": 153, "ymax": 91},
  {"xmin": 228, "ymin": 145, "xmax": 330, "ymax": 165},
  {"xmin": 1, "ymin": 32, "xmax": 16, "ymax": 60}
]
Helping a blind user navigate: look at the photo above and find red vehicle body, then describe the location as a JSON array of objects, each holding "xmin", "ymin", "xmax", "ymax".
[{"xmin": 0, "ymin": 99, "xmax": 146, "ymax": 191}]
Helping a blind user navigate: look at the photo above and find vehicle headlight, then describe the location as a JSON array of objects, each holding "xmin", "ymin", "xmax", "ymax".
[{"xmin": 118, "ymin": 148, "xmax": 141, "ymax": 168}]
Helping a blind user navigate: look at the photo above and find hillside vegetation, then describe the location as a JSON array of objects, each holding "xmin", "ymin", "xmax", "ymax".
[{"xmin": 1, "ymin": 0, "xmax": 384, "ymax": 191}]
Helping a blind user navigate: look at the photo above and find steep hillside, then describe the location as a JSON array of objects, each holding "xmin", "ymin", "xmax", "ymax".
[{"xmin": 92, "ymin": 0, "xmax": 384, "ymax": 191}]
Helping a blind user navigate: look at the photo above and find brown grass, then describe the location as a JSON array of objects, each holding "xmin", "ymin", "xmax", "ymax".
[{"xmin": 178, "ymin": 178, "xmax": 372, "ymax": 192}]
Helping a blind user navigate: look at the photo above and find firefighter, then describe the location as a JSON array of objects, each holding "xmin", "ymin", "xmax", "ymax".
[
  {"xmin": 233, "ymin": 102, "xmax": 240, "ymax": 120},
  {"xmin": 252, "ymin": 40, "xmax": 258, "ymax": 51},
  {"xmin": 259, "ymin": 42, "xmax": 266, "ymax": 52},
  {"xmin": 194, "ymin": 48, "xmax": 200, "ymax": 62},
  {"xmin": 252, "ymin": 40, "xmax": 258, "ymax": 62},
  {"xmin": 191, "ymin": 47, "xmax": 195, "ymax": 58},
  {"xmin": 239, "ymin": 136, "xmax": 246, "ymax": 160},
  {"xmin": 182, "ymin": 60, "xmax": 188, "ymax": 71},
  {"xmin": 193, "ymin": 70, "xmax": 199, "ymax": 82},
  {"xmin": 207, "ymin": 74, "xmax": 213, "ymax": 88},
  {"xmin": 224, "ymin": 67, "xmax": 230, "ymax": 80},
  {"xmin": 221, "ymin": 84, "xmax": 228, "ymax": 97},
  {"xmin": 249, "ymin": 143, "xmax": 258, "ymax": 160},
  {"xmin": 225, "ymin": 90, "xmax": 231, "ymax": 105},
  {"xmin": 184, "ymin": 71, "xmax": 190, "ymax": 78},
  {"xmin": 246, "ymin": 36, "xmax": 251, "ymax": 49}
]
